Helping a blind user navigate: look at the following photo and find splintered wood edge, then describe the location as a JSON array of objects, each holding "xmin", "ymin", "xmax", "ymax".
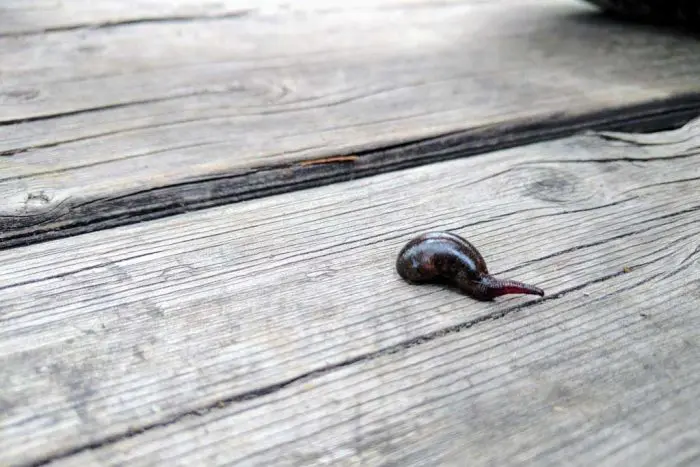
[{"xmin": 0, "ymin": 127, "xmax": 698, "ymax": 466}]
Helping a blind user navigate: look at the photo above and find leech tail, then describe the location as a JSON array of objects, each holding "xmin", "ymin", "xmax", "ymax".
[{"xmin": 480, "ymin": 274, "xmax": 545, "ymax": 297}]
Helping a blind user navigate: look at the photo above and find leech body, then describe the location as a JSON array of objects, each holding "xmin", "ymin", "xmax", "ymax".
[{"xmin": 395, "ymin": 232, "xmax": 544, "ymax": 301}]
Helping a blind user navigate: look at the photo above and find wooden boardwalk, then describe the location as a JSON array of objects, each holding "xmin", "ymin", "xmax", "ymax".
[{"xmin": 1, "ymin": 1, "xmax": 699, "ymax": 466}]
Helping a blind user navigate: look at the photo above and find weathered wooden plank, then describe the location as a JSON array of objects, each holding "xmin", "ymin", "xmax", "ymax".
[
  {"xmin": 0, "ymin": 0, "xmax": 465, "ymax": 36},
  {"xmin": 2, "ymin": 0, "xmax": 700, "ymax": 249},
  {"xmin": 1, "ymin": 121, "xmax": 699, "ymax": 466},
  {"xmin": 0, "ymin": 0, "xmax": 253, "ymax": 36},
  {"xmin": 54, "ymin": 249, "xmax": 700, "ymax": 467}
]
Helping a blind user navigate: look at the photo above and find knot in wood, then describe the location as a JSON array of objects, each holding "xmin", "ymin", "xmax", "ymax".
[{"xmin": 516, "ymin": 167, "xmax": 588, "ymax": 203}]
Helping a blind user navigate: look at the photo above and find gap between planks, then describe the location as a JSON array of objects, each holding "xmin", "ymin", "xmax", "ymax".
[
  {"xmin": 0, "ymin": 100, "xmax": 699, "ymax": 252},
  {"xmin": 1, "ymin": 124, "xmax": 699, "ymax": 466}
]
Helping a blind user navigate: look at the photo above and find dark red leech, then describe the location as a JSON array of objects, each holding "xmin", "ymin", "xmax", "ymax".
[{"xmin": 395, "ymin": 231, "xmax": 544, "ymax": 301}]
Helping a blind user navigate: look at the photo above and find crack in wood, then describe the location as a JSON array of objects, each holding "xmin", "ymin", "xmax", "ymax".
[
  {"xmin": 525, "ymin": 149, "xmax": 700, "ymax": 164},
  {"xmin": 498, "ymin": 205, "xmax": 700, "ymax": 275},
  {"xmin": 0, "ymin": 90, "xmax": 248, "ymax": 127},
  {"xmin": 0, "ymin": 10, "xmax": 252, "ymax": 38},
  {"xmin": 0, "ymin": 250, "xmax": 164, "ymax": 296}
]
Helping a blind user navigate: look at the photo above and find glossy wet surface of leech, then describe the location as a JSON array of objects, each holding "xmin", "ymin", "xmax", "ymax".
[{"xmin": 396, "ymin": 231, "xmax": 545, "ymax": 301}]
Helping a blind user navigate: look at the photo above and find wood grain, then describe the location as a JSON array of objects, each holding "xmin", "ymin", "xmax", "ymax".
[
  {"xmin": 55, "ymin": 248, "xmax": 700, "ymax": 467},
  {"xmin": 0, "ymin": 0, "xmax": 470, "ymax": 36},
  {"xmin": 2, "ymin": 0, "xmax": 700, "ymax": 249},
  {"xmin": 0, "ymin": 0, "xmax": 252, "ymax": 37},
  {"xmin": 1, "ymin": 121, "xmax": 699, "ymax": 466}
]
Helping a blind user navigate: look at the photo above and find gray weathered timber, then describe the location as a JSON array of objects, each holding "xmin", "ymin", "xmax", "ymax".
[
  {"xmin": 0, "ymin": 0, "xmax": 253, "ymax": 36},
  {"xmin": 2, "ymin": 0, "xmax": 700, "ymax": 248},
  {"xmin": 0, "ymin": 0, "xmax": 469, "ymax": 36},
  {"xmin": 54, "ymin": 258, "xmax": 700, "ymax": 467},
  {"xmin": 1, "ymin": 121, "xmax": 699, "ymax": 466}
]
